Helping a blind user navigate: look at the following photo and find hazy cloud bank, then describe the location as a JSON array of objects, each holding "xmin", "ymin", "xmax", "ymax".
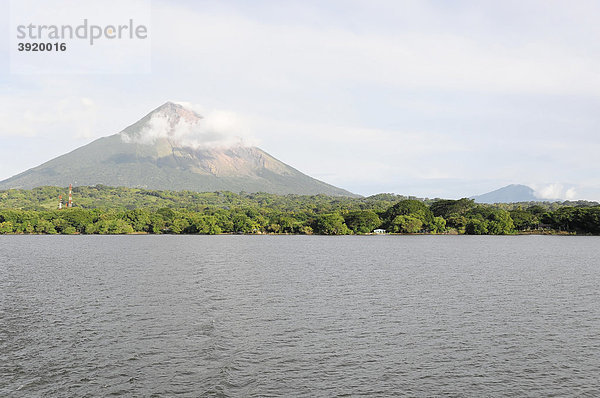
[{"xmin": 533, "ymin": 183, "xmax": 577, "ymax": 201}]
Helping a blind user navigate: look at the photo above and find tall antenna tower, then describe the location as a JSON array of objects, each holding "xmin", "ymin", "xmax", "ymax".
[
  {"xmin": 58, "ymin": 194, "xmax": 62, "ymax": 210},
  {"xmin": 68, "ymin": 184, "xmax": 73, "ymax": 208}
]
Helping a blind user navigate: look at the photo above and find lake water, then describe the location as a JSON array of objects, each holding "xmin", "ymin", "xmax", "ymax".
[{"xmin": 1, "ymin": 235, "xmax": 599, "ymax": 397}]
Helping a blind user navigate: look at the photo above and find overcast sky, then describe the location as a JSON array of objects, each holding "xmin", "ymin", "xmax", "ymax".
[{"xmin": 1, "ymin": 0, "xmax": 599, "ymax": 200}]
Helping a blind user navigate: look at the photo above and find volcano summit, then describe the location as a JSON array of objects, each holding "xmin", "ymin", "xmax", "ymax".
[{"xmin": 0, "ymin": 102, "xmax": 356, "ymax": 196}]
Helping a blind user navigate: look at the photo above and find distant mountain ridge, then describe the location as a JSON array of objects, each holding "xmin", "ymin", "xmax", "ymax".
[
  {"xmin": 471, "ymin": 184, "xmax": 551, "ymax": 203},
  {"xmin": 0, "ymin": 102, "xmax": 357, "ymax": 197}
]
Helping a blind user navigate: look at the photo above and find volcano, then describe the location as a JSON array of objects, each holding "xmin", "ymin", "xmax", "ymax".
[
  {"xmin": 470, "ymin": 184, "xmax": 542, "ymax": 203},
  {"xmin": 0, "ymin": 102, "xmax": 356, "ymax": 196}
]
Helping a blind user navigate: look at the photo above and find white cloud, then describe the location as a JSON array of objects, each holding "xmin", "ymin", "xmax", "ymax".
[
  {"xmin": 533, "ymin": 183, "xmax": 578, "ymax": 201},
  {"xmin": 120, "ymin": 103, "xmax": 258, "ymax": 149}
]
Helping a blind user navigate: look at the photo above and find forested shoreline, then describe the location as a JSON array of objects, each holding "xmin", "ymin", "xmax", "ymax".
[{"xmin": 1, "ymin": 186, "xmax": 599, "ymax": 235}]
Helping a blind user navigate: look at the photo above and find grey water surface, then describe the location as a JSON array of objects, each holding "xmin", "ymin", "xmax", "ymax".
[{"xmin": 1, "ymin": 235, "xmax": 599, "ymax": 397}]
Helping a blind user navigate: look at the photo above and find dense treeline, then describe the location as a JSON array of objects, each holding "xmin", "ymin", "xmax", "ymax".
[
  {"xmin": 2, "ymin": 185, "xmax": 597, "ymax": 212},
  {"xmin": 1, "ymin": 186, "xmax": 599, "ymax": 235}
]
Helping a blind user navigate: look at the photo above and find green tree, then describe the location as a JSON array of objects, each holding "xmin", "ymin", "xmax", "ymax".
[
  {"xmin": 0, "ymin": 221, "xmax": 14, "ymax": 234},
  {"xmin": 430, "ymin": 216, "xmax": 447, "ymax": 233},
  {"xmin": 168, "ymin": 217, "xmax": 190, "ymax": 234},
  {"xmin": 34, "ymin": 219, "xmax": 57, "ymax": 234},
  {"xmin": 200, "ymin": 216, "xmax": 221, "ymax": 234},
  {"xmin": 465, "ymin": 219, "xmax": 488, "ymax": 235},
  {"xmin": 384, "ymin": 199, "xmax": 434, "ymax": 231},
  {"xmin": 509, "ymin": 209, "xmax": 537, "ymax": 230},
  {"xmin": 445, "ymin": 214, "xmax": 468, "ymax": 232},
  {"xmin": 465, "ymin": 207, "xmax": 514, "ymax": 235},
  {"xmin": 313, "ymin": 213, "xmax": 350, "ymax": 235},
  {"xmin": 231, "ymin": 213, "xmax": 253, "ymax": 233},
  {"xmin": 430, "ymin": 198, "xmax": 475, "ymax": 218},
  {"xmin": 62, "ymin": 226, "xmax": 78, "ymax": 235},
  {"xmin": 390, "ymin": 215, "xmax": 423, "ymax": 233},
  {"xmin": 125, "ymin": 209, "xmax": 152, "ymax": 232},
  {"xmin": 148, "ymin": 213, "xmax": 166, "ymax": 234},
  {"xmin": 344, "ymin": 210, "xmax": 381, "ymax": 234}
]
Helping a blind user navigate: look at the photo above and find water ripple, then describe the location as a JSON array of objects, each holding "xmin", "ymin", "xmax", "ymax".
[{"xmin": 1, "ymin": 235, "xmax": 600, "ymax": 396}]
